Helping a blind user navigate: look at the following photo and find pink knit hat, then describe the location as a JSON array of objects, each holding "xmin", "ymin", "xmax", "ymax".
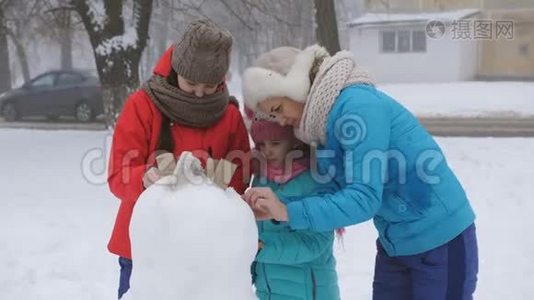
[
  {"xmin": 250, "ymin": 119, "xmax": 296, "ymax": 145},
  {"xmin": 246, "ymin": 106, "xmax": 296, "ymax": 144}
]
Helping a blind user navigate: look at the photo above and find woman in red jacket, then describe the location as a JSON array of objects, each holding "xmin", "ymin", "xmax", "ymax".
[{"xmin": 107, "ymin": 19, "xmax": 250, "ymax": 299}]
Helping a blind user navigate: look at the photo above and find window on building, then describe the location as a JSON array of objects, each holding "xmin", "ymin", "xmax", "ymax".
[
  {"xmin": 381, "ymin": 31, "xmax": 396, "ymax": 53},
  {"xmin": 380, "ymin": 29, "xmax": 427, "ymax": 53},
  {"xmin": 412, "ymin": 31, "xmax": 427, "ymax": 52},
  {"xmin": 398, "ymin": 30, "xmax": 411, "ymax": 52}
]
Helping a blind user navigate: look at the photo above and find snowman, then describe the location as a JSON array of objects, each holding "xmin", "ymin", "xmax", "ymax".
[{"xmin": 124, "ymin": 152, "xmax": 258, "ymax": 300}]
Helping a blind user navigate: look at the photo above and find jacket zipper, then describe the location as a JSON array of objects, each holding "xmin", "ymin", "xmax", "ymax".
[
  {"xmin": 311, "ymin": 269, "xmax": 317, "ymax": 300},
  {"xmin": 262, "ymin": 263, "xmax": 272, "ymax": 299},
  {"xmin": 259, "ymin": 222, "xmax": 272, "ymax": 299}
]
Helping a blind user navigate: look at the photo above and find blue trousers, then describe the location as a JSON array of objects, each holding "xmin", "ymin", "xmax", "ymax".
[
  {"xmin": 373, "ymin": 224, "xmax": 478, "ymax": 300},
  {"xmin": 118, "ymin": 257, "xmax": 133, "ymax": 299}
]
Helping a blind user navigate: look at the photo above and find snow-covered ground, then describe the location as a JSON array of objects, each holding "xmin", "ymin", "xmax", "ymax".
[
  {"xmin": 228, "ymin": 80, "xmax": 534, "ymax": 118},
  {"xmin": 1, "ymin": 129, "xmax": 533, "ymax": 299},
  {"xmin": 379, "ymin": 82, "xmax": 534, "ymax": 118}
]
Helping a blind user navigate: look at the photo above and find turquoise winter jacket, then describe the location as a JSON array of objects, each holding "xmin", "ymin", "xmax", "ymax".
[
  {"xmin": 253, "ymin": 171, "xmax": 340, "ymax": 300},
  {"xmin": 286, "ymin": 84, "xmax": 475, "ymax": 257}
]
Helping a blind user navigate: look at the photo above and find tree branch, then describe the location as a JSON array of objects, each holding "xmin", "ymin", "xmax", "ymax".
[
  {"xmin": 243, "ymin": 0, "xmax": 300, "ymax": 28},
  {"xmin": 0, "ymin": 0, "xmax": 13, "ymax": 9},
  {"xmin": 219, "ymin": 0, "xmax": 254, "ymax": 31},
  {"xmin": 71, "ymin": 0, "xmax": 98, "ymax": 46},
  {"xmin": 5, "ymin": 25, "xmax": 30, "ymax": 81},
  {"xmin": 171, "ymin": 0, "xmax": 209, "ymax": 19},
  {"xmin": 43, "ymin": 5, "xmax": 75, "ymax": 15},
  {"xmin": 133, "ymin": 0, "xmax": 153, "ymax": 53}
]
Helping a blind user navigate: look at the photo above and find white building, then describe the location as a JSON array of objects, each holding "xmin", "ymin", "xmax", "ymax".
[{"xmin": 347, "ymin": 9, "xmax": 480, "ymax": 83}]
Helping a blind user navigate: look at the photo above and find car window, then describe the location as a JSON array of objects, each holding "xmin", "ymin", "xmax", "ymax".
[
  {"xmin": 57, "ymin": 73, "xmax": 84, "ymax": 86},
  {"xmin": 30, "ymin": 74, "xmax": 56, "ymax": 88}
]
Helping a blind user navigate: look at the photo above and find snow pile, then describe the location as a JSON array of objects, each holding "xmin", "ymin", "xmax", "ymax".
[{"xmin": 124, "ymin": 152, "xmax": 258, "ymax": 300}]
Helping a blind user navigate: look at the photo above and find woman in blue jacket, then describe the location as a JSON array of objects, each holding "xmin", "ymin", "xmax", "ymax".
[{"xmin": 242, "ymin": 45, "xmax": 478, "ymax": 300}]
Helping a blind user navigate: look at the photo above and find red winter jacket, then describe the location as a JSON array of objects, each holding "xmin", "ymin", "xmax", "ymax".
[{"xmin": 107, "ymin": 46, "xmax": 251, "ymax": 259}]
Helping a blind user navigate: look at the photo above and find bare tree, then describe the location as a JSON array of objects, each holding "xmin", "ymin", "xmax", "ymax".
[
  {"xmin": 314, "ymin": 0, "xmax": 341, "ymax": 55},
  {"xmin": 72, "ymin": 0, "xmax": 153, "ymax": 127},
  {"xmin": 4, "ymin": 0, "xmax": 47, "ymax": 84},
  {"xmin": 140, "ymin": 0, "xmax": 200, "ymax": 81},
  {"xmin": 140, "ymin": 0, "xmax": 172, "ymax": 79},
  {"xmin": 0, "ymin": 0, "xmax": 81, "ymax": 85},
  {"xmin": 139, "ymin": 0, "xmax": 316, "ymax": 75},
  {"xmin": 0, "ymin": 0, "xmax": 13, "ymax": 92},
  {"xmin": 39, "ymin": 0, "xmax": 76, "ymax": 70},
  {"xmin": 6, "ymin": 27, "xmax": 30, "ymax": 82},
  {"xmin": 205, "ymin": 0, "xmax": 315, "ymax": 72}
]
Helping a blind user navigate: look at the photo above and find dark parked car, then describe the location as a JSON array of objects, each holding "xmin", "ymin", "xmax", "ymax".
[{"xmin": 0, "ymin": 69, "xmax": 103, "ymax": 122}]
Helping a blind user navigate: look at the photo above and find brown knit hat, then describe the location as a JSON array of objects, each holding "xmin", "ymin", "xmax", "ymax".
[{"xmin": 172, "ymin": 19, "xmax": 233, "ymax": 85}]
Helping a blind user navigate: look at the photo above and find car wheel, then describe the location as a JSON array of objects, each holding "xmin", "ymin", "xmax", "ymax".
[
  {"xmin": 2, "ymin": 102, "xmax": 19, "ymax": 122},
  {"xmin": 75, "ymin": 102, "xmax": 93, "ymax": 122}
]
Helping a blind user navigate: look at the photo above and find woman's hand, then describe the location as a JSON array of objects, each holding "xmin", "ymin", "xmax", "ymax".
[
  {"xmin": 243, "ymin": 187, "xmax": 289, "ymax": 222},
  {"xmin": 142, "ymin": 152, "xmax": 176, "ymax": 188},
  {"xmin": 142, "ymin": 166, "xmax": 163, "ymax": 188}
]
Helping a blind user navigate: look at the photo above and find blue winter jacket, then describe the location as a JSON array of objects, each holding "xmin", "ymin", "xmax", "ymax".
[
  {"xmin": 253, "ymin": 171, "xmax": 340, "ymax": 300},
  {"xmin": 286, "ymin": 84, "xmax": 475, "ymax": 256}
]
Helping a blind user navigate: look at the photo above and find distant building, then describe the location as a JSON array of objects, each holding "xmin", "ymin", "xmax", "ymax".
[
  {"xmin": 365, "ymin": 0, "xmax": 534, "ymax": 12},
  {"xmin": 348, "ymin": 0, "xmax": 534, "ymax": 82},
  {"xmin": 348, "ymin": 9, "xmax": 480, "ymax": 83},
  {"xmin": 477, "ymin": 9, "xmax": 534, "ymax": 80}
]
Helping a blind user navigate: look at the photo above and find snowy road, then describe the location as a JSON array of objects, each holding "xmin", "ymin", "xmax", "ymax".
[
  {"xmin": 420, "ymin": 117, "xmax": 534, "ymax": 137},
  {"xmin": 2, "ymin": 116, "xmax": 534, "ymax": 137},
  {"xmin": 0, "ymin": 117, "xmax": 106, "ymax": 131},
  {"xmin": 2, "ymin": 80, "xmax": 534, "ymax": 136}
]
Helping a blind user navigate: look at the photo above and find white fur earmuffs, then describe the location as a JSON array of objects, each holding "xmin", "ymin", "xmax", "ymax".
[{"xmin": 242, "ymin": 45, "xmax": 329, "ymax": 110}]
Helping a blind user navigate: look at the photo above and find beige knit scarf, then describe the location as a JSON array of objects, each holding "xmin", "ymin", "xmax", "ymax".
[
  {"xmin": 143, "ymin": 75, "xmax": 230, "ymax": 128},
  {"xmin": 295, "ymin": 51, "xmax": 374, "ymax": 145}
]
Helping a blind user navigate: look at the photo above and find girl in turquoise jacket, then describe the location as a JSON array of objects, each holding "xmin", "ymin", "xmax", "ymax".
[{"xmin": 249, "ymin": 112, "xmax": 340, "ymax": 300}]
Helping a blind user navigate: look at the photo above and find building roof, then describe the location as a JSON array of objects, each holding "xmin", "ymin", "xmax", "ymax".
[{"xmin": 348, "ymin": 9, "xmax": 480, "ymax": 27}]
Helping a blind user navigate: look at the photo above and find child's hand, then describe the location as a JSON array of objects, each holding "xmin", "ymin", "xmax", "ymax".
[
  {"xmin": 258, "ymin": 240, "xmax": 264, "ymax": 250},
  {"xmin": 252, "ymin": 205, "xmax": 272, "ymax": 220},
  {"xmin": 243, "ymin": 187, "xmax": 289, "ymax": 222},
  {"xmin": 242, "ymin": 193, "xmax": 271, "ymax": 220}
]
